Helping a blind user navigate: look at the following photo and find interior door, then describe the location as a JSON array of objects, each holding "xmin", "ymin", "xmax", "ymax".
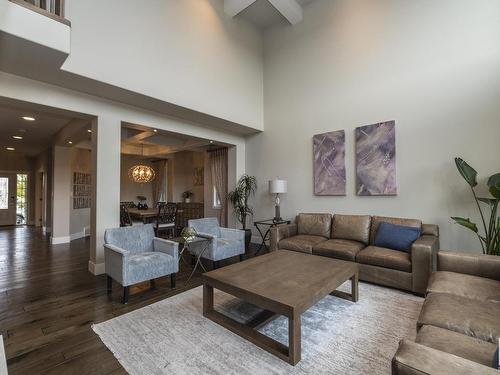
[{"xmin": 0, "ymin": 174, "xmax": 17, "ymax": 226}]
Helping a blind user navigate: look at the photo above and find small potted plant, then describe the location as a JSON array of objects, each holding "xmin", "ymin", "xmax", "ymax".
[
  {"xmin": 182, "ymin": 190, "xmax": 194, "ymax": 203},
  {"xmin": 228, "ymin": 174, "xmax": 257, "ymax": 252}
]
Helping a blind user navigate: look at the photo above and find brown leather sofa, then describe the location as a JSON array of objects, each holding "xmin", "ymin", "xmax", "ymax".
[
  {"xmin": 269, "ymin": 213, "xmax": 440, "ymax": 295},
  {"xmin": 392, "ymin": 251, "xmax": 500, "ymax": 374}
]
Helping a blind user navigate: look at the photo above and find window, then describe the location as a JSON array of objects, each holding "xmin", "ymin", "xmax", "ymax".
[
  {"xmin": 212, "ymin": 185, "xmax": 221, "ymax": 209},
  {"xmin": 0, "ymin": 178, "xmax": 8, "ymax": 209}
]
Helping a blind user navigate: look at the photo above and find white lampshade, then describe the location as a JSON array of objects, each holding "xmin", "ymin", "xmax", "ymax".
[{"xmin": 269, "ymin": 179, "xmax": 287, "ymax": 194}]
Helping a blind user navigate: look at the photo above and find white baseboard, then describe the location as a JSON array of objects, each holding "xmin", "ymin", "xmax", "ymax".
[
  {"xmin": 88, "ymin": 260, "xmax": 105, "ymax": 275},
  {"xmin": 51, "ymin": 235, "xmax": 70, "ymax": 245},
  {"xmin": 70, "ymin": 231, "xmax": 90, "ymax": 241}
]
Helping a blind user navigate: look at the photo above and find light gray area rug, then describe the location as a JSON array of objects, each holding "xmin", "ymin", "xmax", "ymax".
[{"xmin": 93, "ymin": 282, "xmax": 423, "ymax": 374}]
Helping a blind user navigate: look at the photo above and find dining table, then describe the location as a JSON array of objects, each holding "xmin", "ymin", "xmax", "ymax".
[{"xmin": 127, "ymin": 208, "xmax": 158, "ymax": 224}]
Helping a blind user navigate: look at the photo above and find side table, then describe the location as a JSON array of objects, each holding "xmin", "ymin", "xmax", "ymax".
[
  {"xmin": 171, "ymin": 236, "xmax": 210, "ymax": 285},
  {"xmin": 253, "ymin": 219, "xmax": 291, "ymax": 256}
]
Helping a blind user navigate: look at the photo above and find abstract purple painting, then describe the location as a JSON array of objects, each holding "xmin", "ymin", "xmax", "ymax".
[
  {"xmin": 313, "ymin": 130, "xmax": 346, "ymax": 195},
  {"xmin": 355, "ymin": 120, "xmax": 397, "ymax": 196}
]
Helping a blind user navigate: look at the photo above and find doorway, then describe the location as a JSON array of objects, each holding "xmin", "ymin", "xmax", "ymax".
[{"xmin": 0, "ymin": 173, "xmax": 17, "ymax": 226}]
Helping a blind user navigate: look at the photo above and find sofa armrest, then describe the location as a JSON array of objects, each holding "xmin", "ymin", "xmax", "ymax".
[
  {"xmin": 153, "ymin": 238, "xmax": 179, "ymax": 269},
  {"xmin": 220, "ymin": 227, "xmax": 245, "ymax": 242},
  {"xmin": 392, "ymin": 340, "xmax": 497, "ymax": 375},
  {"xmin": 269, "ymin": 223, "xmax": 297, "ymax": 251},
  {"xmin": 104, "ymin": 244, "xmax": 129, "ymax": 285},
  {"xmin": 437, "ymin": 251, "xmax": 500, "ymax": 281},
  {"xmin": 411, "ymin": 235, "xmax": 439, "ymax": 294},
  {"xmin": 196, "ymin": 232, "xmax": 217, "ymax": 240}
]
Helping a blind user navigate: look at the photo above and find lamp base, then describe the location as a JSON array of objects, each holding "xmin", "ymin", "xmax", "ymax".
[{"xmin": 273, "ymin": 204, "xmax": 282, "ymax": 223}]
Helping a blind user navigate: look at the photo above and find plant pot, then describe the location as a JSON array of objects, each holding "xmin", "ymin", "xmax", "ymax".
[
  {"xmin": 184, "ymin": 198, "xmax": 191, "ymax": 203},
  {"xmin": 244, "ymin": 229, "xmax": 252, "ymax": 253}
]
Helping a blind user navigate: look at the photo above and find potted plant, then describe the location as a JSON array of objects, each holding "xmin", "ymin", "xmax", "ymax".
[
  {"xmin": 451, "ymin": 157, "xmax": 500, "ymax": 255},
  {"xmin": 227, "ymin": 174, "xmax": 257, "ymax": 252},
  {"xmin": 182, "ymin": 190, "xmax": 193, "ymax": 203}
]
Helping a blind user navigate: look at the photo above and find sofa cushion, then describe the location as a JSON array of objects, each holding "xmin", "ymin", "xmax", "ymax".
[
  {"xmin": 373, "ymin": 222, "xmax": 421, "ymax": 253},
  {"xmin": 427, "ymin": 271, "xmax": 500, "ymax": 302},
  {"xmin": 312, "ymin": 239, "xmax": 365, "ymax": 261},
  {"xmin": 279, "ymin": 235, "xmax": 327, "ymax": 254},
  {"xmin": 296, "ymin": 213, "xmax": 332, "ymax": 238},
  {"xmin": 331, "ymin": 214, "xmax": 371, "ymax": 244},
  {"xmin": 418, "ymin": 292, "xmax": 500, "ymax": 344},
  {"xmin": 370, "ymin": 215, "xmax": 422, "ymax": 244},
  {"xmin": 356, "ymin": 246, "xmax": 411, "ymax": 272},
  {"xmin": 416, "ymin": 325, "xmax": 497, "ymax": 368}
]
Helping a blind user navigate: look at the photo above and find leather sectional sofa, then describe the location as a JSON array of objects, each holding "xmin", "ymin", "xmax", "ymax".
[
  {"xmin": 392, "ymin": 251, "xmax": 500, "ymax": 374},
  {"xmin": 269, "ymin": 213, "xmax": 440, "ymax": 295}
]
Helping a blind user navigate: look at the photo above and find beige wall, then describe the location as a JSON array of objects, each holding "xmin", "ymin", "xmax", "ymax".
[
  {"xmin": 62, "ymin": 0, "xmax": 264, "ymax": 130},
  {"xmin": 246, "ymin": 0, "xmax": 500, "ymax": 251},
  {"xmin": 170, "ymin": 151, "xmax": 205, "ymax": 203}
]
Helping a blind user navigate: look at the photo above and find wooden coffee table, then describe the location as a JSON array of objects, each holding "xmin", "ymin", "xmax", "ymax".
[{"xmin": 202, "ymin": 250, "xmax": 359, "ymax": 365}]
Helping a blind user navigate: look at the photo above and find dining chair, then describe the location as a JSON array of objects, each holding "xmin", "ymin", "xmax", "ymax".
[
  {"xmin": 120, "ymin": 203, "xmax": 143, "ymax": 227},
  {"xmin": 156, "ymin": 202, "xmax": 177, "ymax": 238}
]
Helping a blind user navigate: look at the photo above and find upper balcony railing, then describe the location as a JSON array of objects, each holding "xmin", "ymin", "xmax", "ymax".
[{"xmin": 9, "ymin": 0, "xmax": 70, "ymax": 26}]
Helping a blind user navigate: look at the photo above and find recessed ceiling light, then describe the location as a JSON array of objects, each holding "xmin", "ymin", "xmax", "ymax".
[
  {"xmin": 6, "ymin": 147, "xmax": 15, "ymax": 151},
  {"xmin": 209, "ymin": 140, "xmax": 214, "ymax": 144},
  {"xmin": 87, "ymin": 129, "xmax": 92, "ymax": 133},
  {"xmin": 153, "ymin": 129, "xmax": 158, "ymax": 132},
  {"xmin": 68, "ymin": 141, "xmax": 73, "ymax": 145},
  {"xmin": 22, "ymin": 116, "xmax": 35, "ymax": 121},
  {"xmin": 12, "ymin": 135, "xmax": 23, "ymax": 140}
]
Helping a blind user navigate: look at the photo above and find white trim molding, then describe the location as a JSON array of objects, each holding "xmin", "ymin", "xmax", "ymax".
[
  {"xmin": 50, "ymin": 235, "xmax": 70, "ymax": 245},
  {"xmin": 0, "ymin": 335, "xmax": 7, "ymax": 375},
  {"xmin": 88, "ymin": 260, "xmax": 105, "ymax": 275},
  {"xmin": 70, "ymin": 231, "xmax": 90, "ymax": 241}
]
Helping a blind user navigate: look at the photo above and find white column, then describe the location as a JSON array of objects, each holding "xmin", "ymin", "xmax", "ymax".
[
  {"xmin": 89, "ymin": 117, "xmax": 121, "ymax": 275},
  {"xmin": 51, "ymin": 145, "xmax": 71, "ymax": 244}
]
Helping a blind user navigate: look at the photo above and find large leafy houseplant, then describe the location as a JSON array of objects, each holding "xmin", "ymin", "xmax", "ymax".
[
  {"xmin": 227, "ymin": 174, "xmax": 257, "ymax": 251},
  {"xmin": 451, "ymin": 158, "xmax": 500, "ymax": 255}
]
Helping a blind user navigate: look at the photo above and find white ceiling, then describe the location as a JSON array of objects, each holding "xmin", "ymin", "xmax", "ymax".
[
  {"xmin": 235, "ymin": 0, "xmax": 316, "ymax": 29},
  {"xmin": 0, "ymin": 105, "xmax": 73, "ymax": 155}
]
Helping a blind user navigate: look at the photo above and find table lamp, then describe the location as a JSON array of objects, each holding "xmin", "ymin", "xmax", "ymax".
[{"xmin": 269, "ymin": 179, "xmax": 287, "ymax": 222}]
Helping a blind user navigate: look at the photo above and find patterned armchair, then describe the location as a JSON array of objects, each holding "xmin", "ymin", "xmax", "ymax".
[
  {"xmin": 104, "ymin": 224, "xmax": 179, "ymax": 303},
  {"xmin": 188, "ymin": 217, "xmax": 245, "ymax": 268}
]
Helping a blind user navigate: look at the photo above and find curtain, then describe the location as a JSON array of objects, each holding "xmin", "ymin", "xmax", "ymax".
[
  {"xmin": 152, "ymin": 160, "xmax": 167, "ymax": 205},
  {"xmin": 210, "ymin": 148, "xmax": 228, "ymax": 226}
]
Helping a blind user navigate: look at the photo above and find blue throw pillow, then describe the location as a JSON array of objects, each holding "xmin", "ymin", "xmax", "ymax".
[
  {"xmin": 374, "ymin": 222, "xmax": 421, "ymax": 253},
  {"xmin": 493, "ymin": 345, "xmax": 499, "ymax": 369}
]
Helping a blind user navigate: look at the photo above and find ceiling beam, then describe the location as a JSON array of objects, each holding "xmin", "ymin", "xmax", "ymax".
[
  {"xmin": 268, "ymin": 0, "xmax": 303, "ymax": 25},
  {"xmin": 224, "ymin": 0, "xmax": 257, "ymax": 17},
  {"xmin": 122, "ymin": 130, "xmax": 156, "ymax": 144}
]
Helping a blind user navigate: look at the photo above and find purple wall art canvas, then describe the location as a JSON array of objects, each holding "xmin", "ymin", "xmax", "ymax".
[
  {"xmin": 355, "ymin": 120, "xmax": 397, "ymax": 196},
  {"xmin": 313, "ymin": 130, "xmax": 346, "ymax": 195}
]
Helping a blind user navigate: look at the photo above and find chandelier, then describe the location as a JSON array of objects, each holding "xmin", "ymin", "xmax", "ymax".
[
  {"xmin": 128, "ymin": 165, "xmax": 155, "ymax": 183},
  {"xmin": 128, "ymin": 143, "xmax": 155, "ymax": 183}
]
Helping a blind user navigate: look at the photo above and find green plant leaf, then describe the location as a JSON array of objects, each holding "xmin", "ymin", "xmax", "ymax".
[
  {"xmin": 455, "ymin": 158, "xmax": 478, "ymax": 187},
  {"xmin": 451, "ymin": 216, "xmax": 479, "ymax": 232},
  {"xmin": 487, "ymin": 173, "xmax": 500, "ymax": 198},
  {"xmin": 478, "ymin": 197, "xmax": 498, "ymax": 206}
]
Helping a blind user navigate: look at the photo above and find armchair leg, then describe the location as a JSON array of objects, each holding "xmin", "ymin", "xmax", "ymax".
[
  {"xmin": 122, "ymin": 286, "xmax": 130, "ymax": 304},
  {"xmin": 239, "ymin": 254, "xmax": 244, "ymax": 262},
  {"xmin": 107, "ymin": 275, "xmax": 112, "ymax": 294},
  {"xmin": 213, "ymin": 261, "xmax": 220, "ymax": 270},
  {"xmin": 150, "ymin": 279, "xmax": 156, "ymax": 290},
  {"xmin": 170, "ymin": 273, "xmax": 176, "ymax": 289}
]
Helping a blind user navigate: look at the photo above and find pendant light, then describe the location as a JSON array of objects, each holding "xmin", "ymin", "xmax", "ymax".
[{"xmin": 128, "ymin": 144, "xmax": 155, "ymax": 183}]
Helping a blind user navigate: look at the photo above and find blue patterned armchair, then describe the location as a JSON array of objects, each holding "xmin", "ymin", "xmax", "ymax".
[
  {"xmin": 104, "ymin": 224, "xmax": 179, "ymax": 303},
  {"xmin": 188, "ymin": 217, "xmax": 245, "ymax": 268}
]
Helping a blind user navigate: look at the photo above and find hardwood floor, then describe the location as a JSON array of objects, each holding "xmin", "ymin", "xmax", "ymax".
[{"xmin": 0, "ymin": 226, "xmax": 258, "ymax": 374}]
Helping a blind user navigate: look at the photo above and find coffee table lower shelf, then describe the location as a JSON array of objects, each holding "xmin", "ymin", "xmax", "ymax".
[{"xmin": 202, "ymin": 271, "xmax": 358, "ymax": 366}]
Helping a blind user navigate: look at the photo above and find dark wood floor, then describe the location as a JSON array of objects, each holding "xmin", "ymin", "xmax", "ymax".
[{"xmin": 0, "ymin": 226, "xmax": 262, "ymax": 374}]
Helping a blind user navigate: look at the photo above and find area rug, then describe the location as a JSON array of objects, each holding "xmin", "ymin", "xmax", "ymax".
[{"xmin": 93, "ymin": 282, "xmax": 423, "ymax": 374}]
